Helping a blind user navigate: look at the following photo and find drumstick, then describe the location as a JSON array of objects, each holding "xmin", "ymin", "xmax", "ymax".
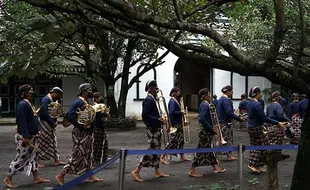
[{"xmin": 16, "ymin": 136, "xmax": 41, "ymax": 152}]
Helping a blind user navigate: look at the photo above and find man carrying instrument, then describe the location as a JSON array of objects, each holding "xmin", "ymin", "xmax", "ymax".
[
  {"xmin": 4, "ymin": 84, "xmax": 50, "ymax": 188},
  {"xmin": 160, "ymin": 87, "xmax": 189, "ymax": 164},
  {"xmin": 132, "ymin": 80, "xmax": 169, "ymax": 182},
  {"xmin": 288, "ymin": 93, "xmax": 302, "ymax": 144},
  {"xmin": 55, "ymin": 83, "xmax": 102, "ymax": 185},
  {"xmin": 188, "ymin": 88, "xmax": 225, "ymax": 177},
  {"xmin": 246, "ymin": 86, "xmax": 285, "ymax": 173},
  {"xmin": 36, "ymin": 87, "xmax": 66, "ymax": 168},
  {"xmin": 238, "ymin": 93, "xmax": 249, "ymax": 130},
  {"xmin": 266, "ymin": 91, "xmax": 290, "ymax": 158},
  {"xmin": 216, "ymin": 85, "xmax": 245, "ymax": 161},
  {"xmin": 92, "ymin": 92, "xmax": 110, "ymax": 165}
]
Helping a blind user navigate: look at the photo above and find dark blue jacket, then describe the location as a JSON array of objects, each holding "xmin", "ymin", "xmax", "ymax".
[
  {"xmin": 280, "ymin": 98, "xmax": 288, "ymax": 108},
  {"xmin": 39, "ymin": 95, "xmax": 57, "ymax": 126},
  {"xmin": 258, "ymin": 98, "xmax": 265, "ymax": 111},
  {"xmin": 246, "ymin": 99, "xmax": 278, "ymax": 128},
  {"xmin": 266, "ymin": 102, "xmax": 290, "ymax": 122},
  {"xmin": 212, "ymin": 99, "xmax": 218, "ymax": 107},
  {"xmin": 198, "ymin": 101, "xmax": 213, "ymax": 132},
  {"xmin": 288, "ymin": 100, "xmax": 300, "ymax": 119},
  {"xmin": 142, "ymin": 95, "xmax": 161, "ymax": 128},
  {"xmin": 95, "ymin": 111, "xmax": 108, "ymax": 130},
  {"xmin": 16, "ymin": 100, "xmax": 41, "ymax": 138},
  {"xmin": 67, "ymin": 98, "xmax": 95, "ymax": 132},
  {"xmin": 168, "ymin": 98, "xmax": 182, "ymax": 126},
  {"xmin": 238, "ymin": 100, "xmax": 249, "ymax": 111},
  {"xmin": 216, "ymin": 96, "xmax": 240, "ymax": 123},
  {"xmin": 299, "ymin": 98, "xmax": 309, "ymax": 119}
]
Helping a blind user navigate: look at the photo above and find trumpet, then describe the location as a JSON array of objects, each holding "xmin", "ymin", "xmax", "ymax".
[
  {"xmin": 76, "ymin": 104, "xmax": 96, "ymax": 127},
  {"xmin": 209, "ymin": 103, "xmax": 227, "ymax": 170},
  {"xmin": 180, "ymin": 97, "xmax": 190, "ymax": 143}
]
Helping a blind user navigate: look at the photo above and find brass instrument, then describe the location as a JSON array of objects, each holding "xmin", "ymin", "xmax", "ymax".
[
  {"xmin": 180, "ymin": 97, "xmax": 190, "ymax": 143},
  {"xmin": 156, "ymin": 89, "xmax": 177, "ymax": 161},
  {"xmin": 48, "ymin": 101, "xmax": 63, "ymax": 118},
  {"xmin": 76, "ymin": 104, "xmax": 96, "ymax": 127},
  {"xmin": 93, "ymin": 103, "xmax": 110, "ymax": 120},
  {"xmin": 234, "ymin": 108, "xmax": 240, "ymax": 115},
  {"xmin": 263, "ymin": 122, "xmax": 291, "ymax": 136},
  {"xmin": 209, "ymin": 103, "xmax": 227, "ymax": 170}
]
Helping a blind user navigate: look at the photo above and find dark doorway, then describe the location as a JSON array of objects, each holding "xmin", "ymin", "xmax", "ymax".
[{"xmin": 174, "ymin": 59, "xmax": 211, "ymax": 111}]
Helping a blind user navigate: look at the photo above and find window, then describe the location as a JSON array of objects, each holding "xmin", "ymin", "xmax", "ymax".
[
  {"xmin": 38, "ymin": 85, "xmax": 48, "ymax": 96},
  {"xmin": 0, "ymin": 85, "xmax": 9, "ymax": 95},
  {"xmin": 230, "ymin": 72, "xmax": 248, "ymax": 100},
  {"xmin": 1, "ymin": 97, "xmax": 10, "ymax": 113},
  {"xmin": 134, "ymin": 64, "xmax": 157, "ymax": 101}
]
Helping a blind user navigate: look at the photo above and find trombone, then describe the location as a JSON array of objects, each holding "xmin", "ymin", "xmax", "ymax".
[
  {"xmin": 156, "ymin": 89, "xmax": 177, "ymax": 161},
  {"xmin": 263, "ymin": 122, "xmax": 291, "ymax": 136},
  {"xmin": 209, "ymin": 103, "xmax": 227, "ymax": 170},
  {"xmin": 180, "ymin": 97, "xmax": 190, "ymax": 143}
]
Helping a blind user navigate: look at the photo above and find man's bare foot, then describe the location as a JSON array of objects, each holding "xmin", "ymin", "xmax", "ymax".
[
  {"xmin": 160, "ymin": 158, "xmax": 169, "ymax": 165},
  {"xmin": 188, "ymin": 171, "xmax": 202, "ymax": 177},
  {"xmin": 55, "ymin": 175, "xmax": 64, "ymax": 185},
  {"xmin": 258, "ymin": 167, "xmax": 266, "ymax": 172},
  {"xmin": 55, "ymin": 160, "xmax": 66, "ymax": 166},
  {"xmin": 154, "ymin": 172, "xmax": 169, "ymax": 178},
  {"xmin": 227, "ymin": 156, "xmax": 238, "ymax": 161},
  {"xmin": 180, "ymin": 157, "xmax": 190, "ymax": 161},
  {"xmin": 4, "ymin": 177, "xmax": 17, "ymax": 188},
  {"xmin": 38, "ymin": 163, "xmax": 45, "ymax": 168},
  {"xmin": 132, "ymin": 171, "xmax": 143, "ymax": 182},
  {"xmin": 88, "ymin": 176, "xmax": 103, "ymax": 183},
  {"xmin": 248, "ymin": 165, "xmax": 261, "ymax": 174},
  {"xmin": 34, "ymin": 177, "xmax": 50, "ymax": 184},
  {"xmin": 213, "ymin": 168, "xmax": 226, "ymax": 173}
]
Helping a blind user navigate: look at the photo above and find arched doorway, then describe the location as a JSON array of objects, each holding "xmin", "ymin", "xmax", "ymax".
[{"xmin": 174, "ymin": 58, "xmax": 211, "ymax": 111}]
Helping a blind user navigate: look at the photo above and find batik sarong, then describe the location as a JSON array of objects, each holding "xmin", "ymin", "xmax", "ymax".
[
  {"xmin": 36, "ymin": 118, "xmax": 60, "ymax": 161},
  {"xmin": 138, "ymin": 127, "xmax": 161, "ymax": 169},
  {"xmin": 165, "ymin": 124, "xmax": 184, "ymax": 157},
  {"xmin": 220, "ymin": 122, "xmax": 233, "ymax": 155},
  {"xmin": 192, "ymin": 130, "xmax": 218, "ymax": 168},
  {"xmin": 62, "ymin": 128, "xmax": 93, "ymax": 175},
  {"xmin": 248, "ymin": 126, "xmax": 268, "ymax": 168},
  {"xmin": 290, "ymin": 114, "xmax": 302, "ymax": 144},
  {"xmin": 7, "ymin": 133, "xmax": 38, "ymax": 176},
  {"xmin": 93, "ymin": 128, "xmax": 109, "ymax": 164}
]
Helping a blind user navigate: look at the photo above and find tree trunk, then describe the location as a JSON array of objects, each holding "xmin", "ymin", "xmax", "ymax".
[
  {"xmin": 291, "ymin": 103, "xmax": 310, "ymax": 190},
  {"xmin": 267, "ymin": 152, "xmax": 279, "ymax": 190},
  {"xmin": 105, "ymin": 78, "xmax": 118, "ymax": 117},
  {"xmin": 118, "ymin": 84, "xmax": 129, "ymax": 118}
]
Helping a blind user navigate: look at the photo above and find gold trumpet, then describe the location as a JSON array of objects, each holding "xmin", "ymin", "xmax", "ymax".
[
  {"xmin": 180, "ymin": 97, "xmax": 190, "ymax": 143},
  {"xmin": 76, "ymin": 104, "xmax": 96, "ymax": 127}
]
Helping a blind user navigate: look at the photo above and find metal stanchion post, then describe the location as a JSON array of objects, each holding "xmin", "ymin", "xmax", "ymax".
[
  {"xmin": 238, "ymin": 144, "xmax": 244, "ymax": 190},
  {"xmin": 118, "ymin": 149, "xmax": 127, "ymax": 190}
]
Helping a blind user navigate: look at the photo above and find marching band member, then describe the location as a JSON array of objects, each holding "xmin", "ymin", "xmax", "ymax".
[
  {"xmin": 92, "ymin": 92, "xmax": 110, "ymax": 164},
  {"xmin": 36, "ymin": 87, "xmax": 65, "ymax": 168},
  {"xmin": 287, "ymin": 93, "xmax": 302, "ymax": 144},
  {"xmin": 160, "ymin": 87, "xmax": 189, "ymax": 164},
  {"xmin": 4, "ymin": 84, "xmax": 50, "ymax": 188},
  {"xmin": 55, "ymin": 83, "xmax": 102, "ymax": 185},
  {"xmin": 216, "ymin": 85, "xmax": 244, "ymax": 161},
  {"xmin": 246, "ymin": 86, "xmax": 284, "ymax": 173},
  {"xmin": 188, "ymin": 88, "xmax": 226, "ymax": 177},
  {"xmin": 238, "ymin": 93, "xmax": 248, "ymax": 130},
  {"xmin": 212, "ymin": 94, "xmax": 218, "ymax": 106},
  {"xmin": 299, "ymin": 94, "xmax": 309, "ymax": 120},
  {"xmin": 266, "ymin": 91, "xmax": 290, "ymax": 157},
  {"xmin": 132, "ymin": 80, "xmax": 169, "ymax": 182}
]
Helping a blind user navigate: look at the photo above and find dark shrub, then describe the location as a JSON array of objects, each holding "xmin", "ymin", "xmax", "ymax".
[{"xmin": 106, "ymin": 117, "xmax": 137, "ymax": 131}]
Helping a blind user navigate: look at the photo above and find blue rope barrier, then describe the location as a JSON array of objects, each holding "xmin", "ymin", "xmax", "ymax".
[
  {"xmin": 127, "ymin": 146, "xmax": 239, "ymax": 155},
  {"xmin": 245, "ymin": 145, "xmax": 298, "ymax": 151},
  {"xmin": 55, "ymin": 152, "xmax": 121, "ymax": 190}
]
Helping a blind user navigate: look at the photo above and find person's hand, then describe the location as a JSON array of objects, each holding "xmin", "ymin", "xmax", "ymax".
[
  {"xmin": 23, "ymin": 137, "xmax": 30, "ymax": 145},
  {"xmin": 158, "ymin": 117, "xmax": 165, "ymax": 124},
  {"xmin": 277, "ymin": 122, "xmax": 284, "ymax": 128},
  {"xmin": 181, "ymin": 110, "xmax": 186, "ymax": 115},
  {"xmin": 213, "ymin": 127, "xmax": 218, "ymax": 135},
  {"xmin": 240, "ymin": 117, "xmax": 246, "ymax": 122}
]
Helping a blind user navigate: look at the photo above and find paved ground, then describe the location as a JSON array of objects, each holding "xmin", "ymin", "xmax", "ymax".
[{"xmin": 0, "ymin": 119, "xmax": 295, "ymax": 190}]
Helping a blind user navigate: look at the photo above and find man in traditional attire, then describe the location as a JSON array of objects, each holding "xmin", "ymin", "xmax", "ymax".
[
  {"xmin": 36, "ymin": 87, "xmax": 65, "ymax": 167},
  {"xmin": 55, "ymin": 83, "xmax": 102, "ymax": 185},
  {"xmin": 288, "ymin": 93, "xmax": 302, "ymax": 144},
  {"xmin": 216, "ymin": 85, "xmax": 245, "ymax": 161},
  {"xmin": 211, "ymin": 94, "xmax": 218, "ymax": 106},
  {"xmin": 4, "ymin": 84, "xmax": 50, "ymax": 188},
  {"xmin": 188, "ymin": 88, "xmax": 226, "ymax": 177},
  {"xmin": 238, "ymin": 93, "xmax": 249, "ymax": 130},
  {"xmin": 160, "ymin": 87, "xmax": 189, "ymax": 164},
  {"xmin": 246, "ymin": 86, "xmax": 284, "ymax": 173},
  {"xmin": 92, "ymin": 92, "xmax": 109, "ymax": 165},
  {"xmin": 131, "ymin": 80, "xmax": 169, "ymax": 182}
]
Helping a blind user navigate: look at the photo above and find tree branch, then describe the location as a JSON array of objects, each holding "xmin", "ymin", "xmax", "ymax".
[{"xmin": 172, "ymin": 0, "xmax": 182, "ymax": 21}]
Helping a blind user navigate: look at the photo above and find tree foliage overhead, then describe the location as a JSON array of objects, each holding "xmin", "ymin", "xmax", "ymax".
[{"xmin": 17, "ymin": 0, "xmax": 310, "ymax": 94}]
